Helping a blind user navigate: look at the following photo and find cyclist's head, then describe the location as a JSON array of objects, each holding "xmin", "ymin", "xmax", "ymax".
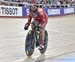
[{"xmin": 29, "ymin": 5, "xmax": 38, "ymax": 12}]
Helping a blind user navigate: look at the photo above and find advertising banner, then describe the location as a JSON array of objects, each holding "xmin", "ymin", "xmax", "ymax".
[
  {"xmin": 0, "ymin": 6, "xmax": 75, "ymax": 17},
  {"xmin": 0, "ymin": 6, "xmax": 22, "ymax": 16}
]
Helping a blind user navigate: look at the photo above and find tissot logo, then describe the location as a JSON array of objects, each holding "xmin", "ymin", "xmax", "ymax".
[
  {"xmin": 0, "ymin": 6, "xmax": 22, "ymax": 16},
  {"xmin": 1, "ymin": 7, "xmax": 18, "ymax": 15}
]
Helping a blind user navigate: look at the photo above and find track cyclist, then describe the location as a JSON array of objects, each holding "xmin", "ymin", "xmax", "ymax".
[{"xmin": 24, "ymin": 5, "xmax": 48, "ymax": 50}]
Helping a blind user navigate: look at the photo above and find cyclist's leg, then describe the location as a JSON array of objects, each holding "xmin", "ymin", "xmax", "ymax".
[
  {"xmin": 40, "ymin": 28, "xmax": 45, "ymax": 45},
  {"xmin": 31, "ymin": 23, "xmax": 35, "ymax": 30},
  {"xmin": 39, "ymin": 24, "xmax": 46, "ymax": 49}
]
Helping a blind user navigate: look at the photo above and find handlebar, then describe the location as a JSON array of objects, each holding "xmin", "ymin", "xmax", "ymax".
[{"xmin": 34, "ymin": 26, "xmax": 41, "ymax": 31}]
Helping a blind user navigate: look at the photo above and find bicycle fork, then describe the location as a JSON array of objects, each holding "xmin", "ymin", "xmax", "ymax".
[{"xmin": 33, "ymin": 30, "xmax": 40, "ymax": 47}]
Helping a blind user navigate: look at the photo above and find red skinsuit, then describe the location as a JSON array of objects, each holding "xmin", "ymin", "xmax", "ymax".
[{"xmin": 27, "ymin": 8, "xmax": 48, "ymax": 28}]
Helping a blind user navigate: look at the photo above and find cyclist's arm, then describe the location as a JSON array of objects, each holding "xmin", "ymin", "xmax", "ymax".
[{"xmin": 27, "ymin": 14, "xmax": 32, "ymax": 26}]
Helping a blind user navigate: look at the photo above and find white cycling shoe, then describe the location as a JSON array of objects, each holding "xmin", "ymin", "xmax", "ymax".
[{"xmin": 39, "ymin": 45, "xmax": 44, "ymax": 50}]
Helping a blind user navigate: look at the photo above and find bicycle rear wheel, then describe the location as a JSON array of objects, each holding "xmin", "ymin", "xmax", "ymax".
[{"xmin": 39, "ymin": 30, "xmax": 48, "ymax": 54}]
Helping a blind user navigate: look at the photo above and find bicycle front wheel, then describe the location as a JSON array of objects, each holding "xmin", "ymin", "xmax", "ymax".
[{"xmin": 25, "ymin": 30, "xmax": 35, "ymax": 57}]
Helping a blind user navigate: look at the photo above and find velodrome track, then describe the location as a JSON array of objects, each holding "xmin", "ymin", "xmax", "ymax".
[{"xmin": 0, "ymin": 15, "xmax": 75, "ymax": 62}]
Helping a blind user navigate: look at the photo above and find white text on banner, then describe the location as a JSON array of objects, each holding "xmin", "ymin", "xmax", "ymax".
[
  {"xmin": 47, "ymin": 9, "xmax": 60, "ymax": 15},
  {"xmin": 64, "ymin": 8, "xmax": 74, "ymax": 14}
]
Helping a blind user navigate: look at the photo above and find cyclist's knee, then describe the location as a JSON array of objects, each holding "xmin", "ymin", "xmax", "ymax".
[{"xmin": 40, "ymin": 28, "xmax": 45, "ymax": 33}]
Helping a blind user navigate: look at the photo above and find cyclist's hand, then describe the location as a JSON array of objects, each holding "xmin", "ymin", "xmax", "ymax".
[{"xmin": 24, "ymin": 23, "xmax": 29, "ymax": 30}]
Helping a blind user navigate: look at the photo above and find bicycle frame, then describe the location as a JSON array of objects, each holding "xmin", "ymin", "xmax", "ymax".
[{"xmin": 31, "ymin": 22, "xmax": 41, "ymax": 47}]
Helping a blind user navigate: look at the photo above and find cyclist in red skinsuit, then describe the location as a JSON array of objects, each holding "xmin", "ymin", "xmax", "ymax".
[{"xmin": 24, "ymin": 5, "xmax": 48, "ymax": 49}]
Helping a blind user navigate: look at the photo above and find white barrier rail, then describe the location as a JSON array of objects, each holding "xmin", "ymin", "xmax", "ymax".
[{"xmin": 0, "ymin": 0, "xmax": 75, "ymax": 8}]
